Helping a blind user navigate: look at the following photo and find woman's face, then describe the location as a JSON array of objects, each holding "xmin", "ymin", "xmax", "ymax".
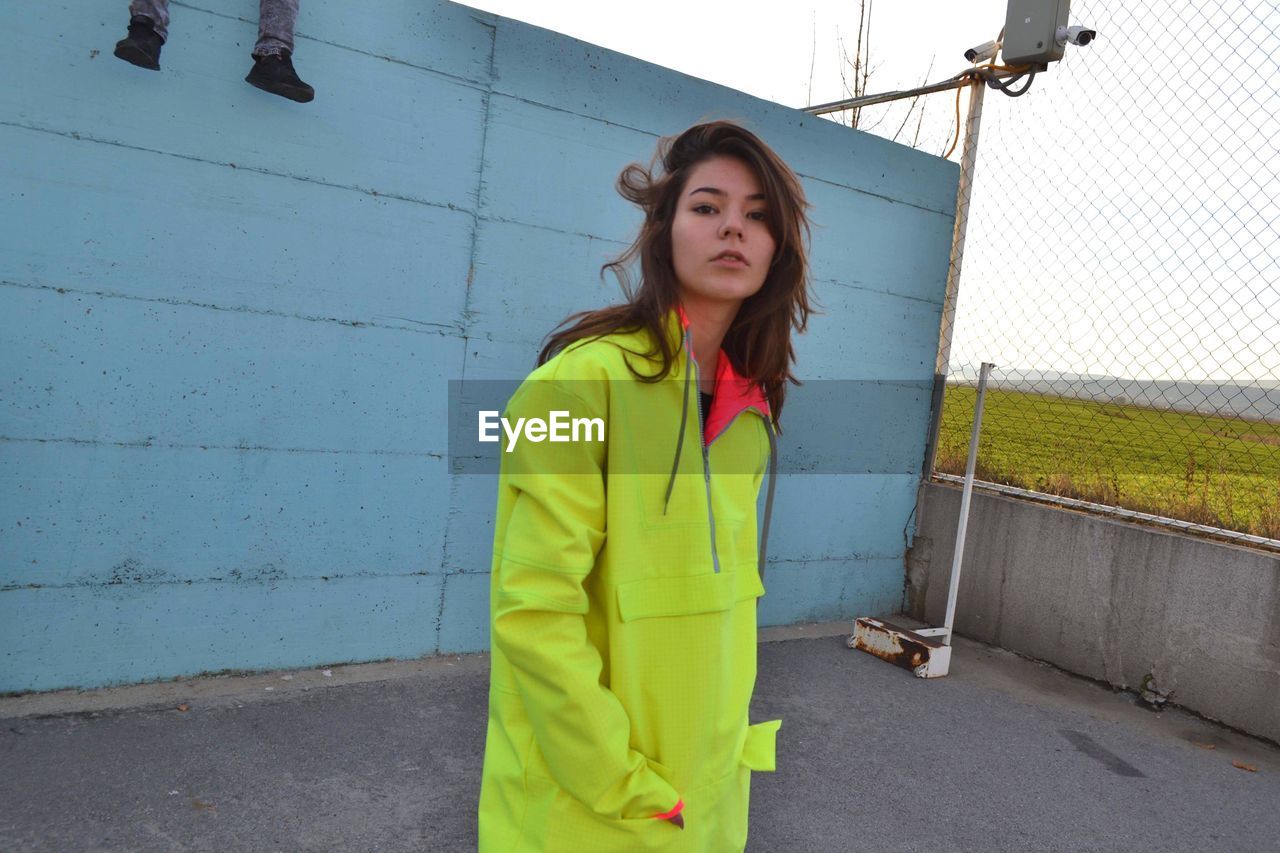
[{"xmin": 670, "ymin": 155, "xmax": 776, "ymax": 310}]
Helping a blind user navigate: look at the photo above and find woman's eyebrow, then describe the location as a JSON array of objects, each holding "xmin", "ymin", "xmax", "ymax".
[{"xmin": 687, "ymin": 186, "xmax": 766, "ymax": 200}]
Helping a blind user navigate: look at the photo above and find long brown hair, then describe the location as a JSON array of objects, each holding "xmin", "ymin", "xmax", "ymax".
[{"xmin": 537, "ymin": 120, "xmax": 814, "ymax": 422}]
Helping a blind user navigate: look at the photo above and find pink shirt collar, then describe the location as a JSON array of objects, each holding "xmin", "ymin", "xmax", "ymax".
[{"xmin": 674, "ymin": 304, "xmax": 772, "ymax": 442}]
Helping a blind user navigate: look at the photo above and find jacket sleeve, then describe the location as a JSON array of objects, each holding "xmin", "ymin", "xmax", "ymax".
[{"xmin": 490, "ymin": 379, "xmax": 680, "ymax": 820}]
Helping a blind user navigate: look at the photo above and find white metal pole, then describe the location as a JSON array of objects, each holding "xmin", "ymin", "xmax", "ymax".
[{"xmin": 942, "ymin": 360, "xmax": 995, "ymax": 645}]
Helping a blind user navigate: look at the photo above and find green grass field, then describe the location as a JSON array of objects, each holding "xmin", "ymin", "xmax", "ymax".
[{"xmin": 935, "ymin": 385, "xmax": 1280, "ymax": 540}]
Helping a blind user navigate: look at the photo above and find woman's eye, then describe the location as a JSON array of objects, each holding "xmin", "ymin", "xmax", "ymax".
[
  {"xmin": 747, "ymin": 210, "xmax": 768, "ymax": 221},
  {"xmin": 693, "ymin": 204, "xmax": 716, "ymax": 214}
]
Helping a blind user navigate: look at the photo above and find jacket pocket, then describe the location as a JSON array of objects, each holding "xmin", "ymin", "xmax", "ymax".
[
  {"xmin": 615, "ymin": 567, "xmax": 764, "ymax": 622},
  {"xmin": 529, "ymin": 772, "xmax": 675, "ymax": 851},
  {"xmin": 740, "ymin": 719, "xmax": 781, "ymax": 772}
]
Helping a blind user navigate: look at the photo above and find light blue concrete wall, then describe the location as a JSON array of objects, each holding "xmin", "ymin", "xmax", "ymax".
[{"xmin": 0, "ymin": 0, "xmax": 958, "ymax": 691}]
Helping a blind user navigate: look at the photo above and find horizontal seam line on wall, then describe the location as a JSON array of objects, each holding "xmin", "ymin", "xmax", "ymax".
[
  {"xmin": 0, "ymin": 121, "xmax": 464, "ymax": 211},
  {"xmin": 801, "ymin": 172, "xmax": 956, "ymax": 218},
  {"xmin": 0, "ymin": 562, "xmax": 895, "ymax": 593},
  {"xmin": 0, "ymin": 280, "xmax": 467, "ymax": 337},
  {"xmin": 0, "ymin": 435, "xmax": 446, "ymax": 458},
  {"xmin": 481, "ymin": 214, "xmax": 631, "ymax": 246},
  {"xmin": 486, "ymin": 89, "xmax": 661, "ymax": 140},
  {"xmin": 6, "ymin": 128, "xmax": 950, "ymax": 226},
  {"xmin": 813, "ymin": 276, "xmax": 944, "ymax": 306},
  {"xmin": 1, "ymin": 570, "xmax": 462, "ymax": 593},
  {"xmin": 764, "ymin": 556, "xmax": 897, "ymax": 564}
]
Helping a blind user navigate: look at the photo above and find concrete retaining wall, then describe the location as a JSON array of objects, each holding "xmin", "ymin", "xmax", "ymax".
[{"xmin": 909, "ymin": 482, "xmax": 1280, "ymax": 743}]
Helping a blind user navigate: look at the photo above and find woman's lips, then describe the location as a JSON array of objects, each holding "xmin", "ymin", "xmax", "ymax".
[{"xmin": 712, "ymin": 251, "xmax": 748, "ymax": 266}]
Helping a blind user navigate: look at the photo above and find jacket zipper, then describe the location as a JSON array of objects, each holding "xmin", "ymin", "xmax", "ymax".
[
  {"xmin": 705, "ymin": 400, "xmax": 775, "ymax": 579},
  {"xmin": 686, "ymin": 336, "xmax": 721, "ymax": 575}
]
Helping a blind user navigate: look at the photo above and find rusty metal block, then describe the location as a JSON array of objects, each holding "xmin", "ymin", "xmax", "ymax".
[{"xmin": 847, "ymin": 617, "xmax": 952, "ymax": 678}]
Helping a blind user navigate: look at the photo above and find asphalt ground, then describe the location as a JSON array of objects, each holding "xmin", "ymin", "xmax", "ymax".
[{"xmin": 2, "ymin": 623, "xmax": 1277, "ymax": 852}]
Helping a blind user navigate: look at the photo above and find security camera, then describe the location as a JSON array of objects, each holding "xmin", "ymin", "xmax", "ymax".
[
  {"xmin": 964, "ymin": 39, "xmax": 1000, "ymax": 63},
  {"xmin": 1055, "ymin": 25, "xmax": 1097, "ymax": 46}
]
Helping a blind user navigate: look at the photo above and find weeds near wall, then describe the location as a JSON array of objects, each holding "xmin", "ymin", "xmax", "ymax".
[{"xmin": 936, "ymin": 385, "xmax": 1280, "ymax": 541}]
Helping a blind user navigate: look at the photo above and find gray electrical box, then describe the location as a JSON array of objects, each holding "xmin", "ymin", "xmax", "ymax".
[{"xmin": 1002, "ymin": 0, "xmax": 1070, "ymax": 67}]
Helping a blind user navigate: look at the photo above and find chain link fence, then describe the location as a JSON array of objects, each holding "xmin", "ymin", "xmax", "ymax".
[{"xmin": 827, "ymin": 0, "xmax": 1280, "ymax": 543}]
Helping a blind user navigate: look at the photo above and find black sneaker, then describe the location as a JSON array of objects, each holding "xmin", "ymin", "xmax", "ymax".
[
  {"xmin": 113, "ymin": 14, "xmax": 162, "ymax": 70},
  {"xmin": 245, "ymin": 51, "xmax": 315, "ymax": 103}
]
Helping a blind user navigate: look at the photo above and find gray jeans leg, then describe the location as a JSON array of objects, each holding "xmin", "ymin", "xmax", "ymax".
[
  {"xmin": 128, "ymin": 0, "xmax": 169, "ymax": 42},
  {"xmin": 253, "ymin": 0, "xmax": 299, "ymax": 57}
]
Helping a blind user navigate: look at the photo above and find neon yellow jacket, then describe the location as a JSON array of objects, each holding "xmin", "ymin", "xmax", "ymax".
[{"xmin": 477, "ymin": 308, "xmax": 782, "ymax": 851}]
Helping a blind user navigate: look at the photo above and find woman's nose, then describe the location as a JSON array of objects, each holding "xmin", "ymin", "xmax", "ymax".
[{"xmin": 719, "ymin": 212, "xmax": 744, "ymax": 239}]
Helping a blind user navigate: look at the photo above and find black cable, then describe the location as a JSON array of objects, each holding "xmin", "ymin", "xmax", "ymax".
[
  {"xmin": 964, "ymin": 65, "xmax": 1038, "ymax": 98},
  {"xmin": 987, "ymin": 72, "xmax": 1023, "ymax": 91},
  {"xmin": 996, "ymin": 71, "xmax": 1037, "ymax": 97}
]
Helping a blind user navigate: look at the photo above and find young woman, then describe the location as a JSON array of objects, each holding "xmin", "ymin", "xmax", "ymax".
[{"xmin": 478, "ymin": 120, "xmax": 812, "ymax": 851}]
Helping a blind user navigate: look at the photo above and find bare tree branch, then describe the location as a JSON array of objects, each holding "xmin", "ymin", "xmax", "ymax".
[
  {"xmin": 939, "ymin": 112, "xmax": 956, "ymax": 157},
  {"xmin": 835, "ymin": 27, "xmax": 851, "ymax": 126},
  {"xmin": 824, "ymin": 8, "xmax": 943, "ymax": 151},
  {"xmin": 912, "ymin": 92, "xmax": 929, "ymax": 147},
  {"xmin": 851, "ymin": 1, "xmax": 865, "ymax": 126},
  {"xmin": 807, "ymin": 12, "xmax": 817, "ymax": 108},
  {"xmin": 892, "ymin": 55, "xmax": 935, "ymax": 143},
  {"xmin": 862, "ymin": 0, "xmax": 873, "ymax": 102}
]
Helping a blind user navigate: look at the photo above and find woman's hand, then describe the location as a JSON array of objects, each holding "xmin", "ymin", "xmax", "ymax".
[{"xmin": 654, "ymin": 798, "xmax": 684, "ymax": 829}]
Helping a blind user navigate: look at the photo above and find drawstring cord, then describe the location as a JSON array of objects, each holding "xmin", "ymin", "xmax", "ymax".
[{"xmin": 758, "ymin": 421, "xmax": 778, "ymax": 582}]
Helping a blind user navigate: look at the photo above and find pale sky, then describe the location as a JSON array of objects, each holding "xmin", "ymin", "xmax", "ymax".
[
  {"xmin": 464, "ymin": 1, "xmax": 1280, "ymax": 384},
  {"xmin": 465, "ymin": 0, "xmax": 1009, "ymax": 152}
]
